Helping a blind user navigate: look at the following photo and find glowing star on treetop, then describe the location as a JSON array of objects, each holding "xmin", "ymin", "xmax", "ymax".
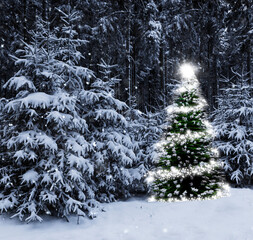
[{"xmin": 180, "ymin": 63, "xmax": 196, "ymax": 79}]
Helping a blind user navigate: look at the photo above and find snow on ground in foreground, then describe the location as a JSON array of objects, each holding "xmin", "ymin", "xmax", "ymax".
[{"xmin": 1, "ymin": 188, "xmax": 253, "ymax": 240}]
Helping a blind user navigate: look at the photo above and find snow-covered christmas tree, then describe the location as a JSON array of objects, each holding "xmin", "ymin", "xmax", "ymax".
[
  {"xmin": 150, "ymin": 63, "xmax": 225, "ymax": 201},
  {"xmin": 79, "ymin": 59, "xmax": 150, "ymax": 202},
  {"xmin": 0, "ymin": 8, "xmax": 98, "ymax": 222},
  {"xmin": 126, "ymin": 106, "xmax": 162, "ymax": 193},
  {"xmin": 212, "ymin": 70, "xmax": 253, "ymax": 186}
]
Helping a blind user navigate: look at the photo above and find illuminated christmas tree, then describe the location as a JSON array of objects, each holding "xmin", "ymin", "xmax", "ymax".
[{"xmin": 151, "ymin": 64, "xmax": 225, "ymax": 201}]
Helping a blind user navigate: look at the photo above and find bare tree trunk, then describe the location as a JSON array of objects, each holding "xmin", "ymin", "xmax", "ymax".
[
  {"xmin": 126, "ymin": 1, "xmax": 132, "ymax": 107},
  {"xmin": 245, "ymin": 0, "xmax": 252, "ymax": 84},
  {"xmin": 159, "ymin": 43, "xmax": 165, "ymax": 107},
  {"xmin": 212, "ymin": 54, "xmax": 218, "ymax": 109},
  {"xmin": 127, "ymin": 12, "xmax": 131, "ymax": 106},
  {"xmin": 23, "ymin": 0, "xmax": 28, "ymax": 42}
]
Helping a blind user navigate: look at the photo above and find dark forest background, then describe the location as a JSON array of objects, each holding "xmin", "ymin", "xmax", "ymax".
[{"xmin": 0, "ymin": 0, "xmax": 252, "ymax": 111}]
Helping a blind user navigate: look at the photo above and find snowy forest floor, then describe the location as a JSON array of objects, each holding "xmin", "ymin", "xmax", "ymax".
[{"xmin": 1, "ymin": 188, "xmax": 253, "ymax": 240}]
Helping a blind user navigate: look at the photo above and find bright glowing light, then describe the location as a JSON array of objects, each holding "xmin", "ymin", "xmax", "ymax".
[
  {"xmin": 211, "ymin": 148, "xmax": 219, "ymax": 157},
  {"xmin": 148, "ymin": 196, "xmax": 156, "ymax": 202},
  {"xmin": 149, "ymin": 182, "xmax": 229, "ymax": 203},
  {"xmin": 152, "ymin": 160, "xmax": 222, "ymax": 180},
  {"xmin": 146, "ymin": 174, "xmax": 155, "ymax": 184},
  {"xmin": 180, "ymin": 63, "xmax": 195, "ymax": 79}
]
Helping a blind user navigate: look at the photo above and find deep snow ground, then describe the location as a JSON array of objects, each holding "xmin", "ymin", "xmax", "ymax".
[{"xmin": 1, "ymin": 188, "xmax": 253, "ymax": 240}]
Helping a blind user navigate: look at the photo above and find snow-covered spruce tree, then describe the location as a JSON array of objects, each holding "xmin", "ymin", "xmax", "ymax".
[
  {"xmin": 78, "ymin": 59, "xmax": 147, "ymax": 202},
  {"xmin": 0, "ymin": 9, "xmax": 97, "ymax": 222},
  {"xmin": 212, "ymin": 70, "xmax": 253, "ymax": 186},
  {"xmin": 126, "ymin": 105, "xmax": 163, "ymax": 193},
  {"xmin": 151, "ymin": 64, "xmax": 224, "ymax": 200}
]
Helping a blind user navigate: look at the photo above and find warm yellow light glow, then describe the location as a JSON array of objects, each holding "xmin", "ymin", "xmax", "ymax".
[{"xmin": 180, "ymin": 63, "xmax": 195, "ymax": 79}]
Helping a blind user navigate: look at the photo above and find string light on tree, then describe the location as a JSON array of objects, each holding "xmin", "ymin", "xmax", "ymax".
[{"xmin": 148, "ymin": 63, "xmax": 228, "ymax": 202}]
